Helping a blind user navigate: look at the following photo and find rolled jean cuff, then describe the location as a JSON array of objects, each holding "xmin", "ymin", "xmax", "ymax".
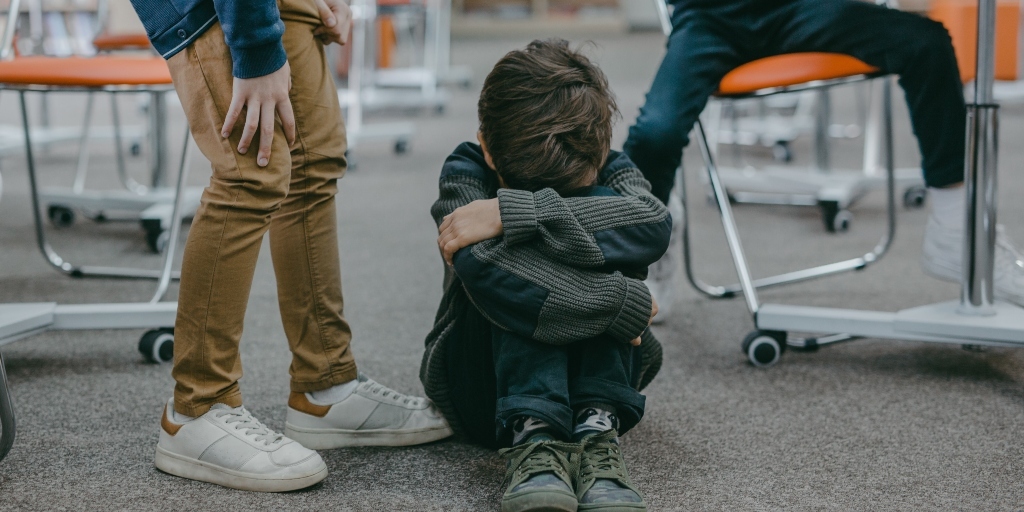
[
  {"xmin": 174, "ymin": 388, "xmax": 243, "ymax": 417},
  {"xmin": 569, "ymin": 377, "xmax": 646, "ymax": 435},
  {"xmin": 496, "ymin": 395, "xmax": 575, "ymax": 441},
  {"xmin": 289, "ymin": 363, "xmax": 359, "ymax": 393}
]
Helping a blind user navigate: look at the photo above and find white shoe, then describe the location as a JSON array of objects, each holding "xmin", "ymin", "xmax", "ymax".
[
  {"xmin": 921, "ymin": 217, "xmax": 1024, "ymax": 306},
  {"xmin": 646, "ymin": 191, "xmax": 683, "ymax": 324},
  {"xmin": 155, "ymin": 400, "xmax": 327, "ymax": 492},
  {"xmin": 284, "ymin": 375, "xmax": 453, "ymax": 449}
]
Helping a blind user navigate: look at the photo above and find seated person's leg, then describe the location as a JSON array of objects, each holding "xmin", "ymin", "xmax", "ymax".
[
  {"xmin": 492, "ymin": 329, "xmax": 579, "ymax": 512},
  {"xmin": 443, "ymin": 301, "xmax": 500, "ymax": 449},
  {"xmin": 772, "ymin": 0, "xmax": 1024, "ymax": 304},
  {"xmin": 567, "ymin": 335, "xmax": 648, "ymax": 509},
  {"xmin": 623, "ymin": 10, "xmax": 746, "ymax": 320}
]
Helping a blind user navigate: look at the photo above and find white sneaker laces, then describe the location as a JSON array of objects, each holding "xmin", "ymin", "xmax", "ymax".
[
  {"xmin": 362, "ymin": 380, "xmax": 424, "ymax": 407},
  {"xmin": 214, "ymin": 407, "xmax": 284, "ymax": 446}
]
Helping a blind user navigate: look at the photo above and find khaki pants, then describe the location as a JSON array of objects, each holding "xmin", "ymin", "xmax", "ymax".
[{"xmin": 167, "ymin": 0, "xmax": 357, "ymax": 417}]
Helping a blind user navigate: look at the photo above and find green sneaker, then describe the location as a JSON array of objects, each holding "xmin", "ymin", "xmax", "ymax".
[
  {"xmin": 498, "ymin": 434, "xmax": 582, "ymax": 512},
  {"xmin": 576, "ymin": 430, "xmax": 646, "ymax": 511}
]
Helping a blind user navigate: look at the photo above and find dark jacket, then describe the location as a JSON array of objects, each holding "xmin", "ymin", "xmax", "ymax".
[
  {"xmin": 129, "ymin": 0, "xmax": 286, "ymax": 79},
  {"xmin": 421, "ymin": 143, "xmax": 672, "ymax": 436}
]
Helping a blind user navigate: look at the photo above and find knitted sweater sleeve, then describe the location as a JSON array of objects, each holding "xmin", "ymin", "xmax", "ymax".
[{"xmin": 497, "ymin": 151, "xmax": 672, "ymax": 276}]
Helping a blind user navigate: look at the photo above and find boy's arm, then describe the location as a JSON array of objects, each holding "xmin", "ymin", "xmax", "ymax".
[
  {"xmin": 431, "ymin": 143, "xmax": 500, "ymax": 225},
  {"xmin": 451, "ymin": 241, "xmax": 654, "ymax": 346},
  {"xmin": 440, "ymin": 150, "xmax": 672, "ymax": 274}
]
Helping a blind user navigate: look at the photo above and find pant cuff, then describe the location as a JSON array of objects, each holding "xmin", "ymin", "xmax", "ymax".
[
  {"xmin": 173, "ymin": 389, "xmax": 243, "ymax": 418},
  {"xmin": 495, "ymin": 395, "xmax": 575, "ymax": 441},
  {"xmin": 289, "ymin": 363, "xmax": 359, "ymax": 393}
]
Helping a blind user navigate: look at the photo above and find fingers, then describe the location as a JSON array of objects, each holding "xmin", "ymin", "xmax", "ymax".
[
  {"xmin": 443, "ymin": 239, "xmax": 462, "ymax": 266},
  {"xmin": 630, "ymin": 337, "xmax": 642, "ymax": 346},
  {"xmin": 278, "ymin": 96, "xmax": 297, "ymax": 147},
  {"xmin": 257, "ymin": 104, "xmax": 276, "ymax": 167},
  {"xmin": 438, "ymin": 214, "xmax": 453, "ymax": 234},
  {"xmin": 238, "ymin": 100, "xmax": 261, "ymax": 155},
  {"xmin": 314, "ymin": 0, "xmax": 337, "ymax": 27},
  {"xmin": 221, "ymin": 93, "xmax": 244, "ymax": 138}
]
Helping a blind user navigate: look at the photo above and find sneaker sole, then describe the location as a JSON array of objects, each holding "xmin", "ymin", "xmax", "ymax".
[
  {"xmin": 284, "ymin": 422, "xmax": 454, "ymax": 449},
  {"xmin": 502, "ymin": 489, "xmax": 578, "ymax": 512},
  {"xmin": 577, "ymin": 503, "xmax": 647, "ymax": 511},
  {"xmin": 154, "ymin": 446, "xmax": 327, "ymax": 492}
]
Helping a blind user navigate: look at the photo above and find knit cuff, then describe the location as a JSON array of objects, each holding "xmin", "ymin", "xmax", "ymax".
[
  {"xmin": 606, "ymin": 278, "xmax": 653, "ymax": 343},
  {"xmin": 498, "ymin": 189, "xmax": 538, "ymax": 245},
  {"xmin": 231, "ymin": 39, "xmax": 288, "ymax": 79}
]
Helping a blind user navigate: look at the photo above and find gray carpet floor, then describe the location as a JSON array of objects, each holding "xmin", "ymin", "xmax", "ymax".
[{"xmin": 0, "ymin": 33, "xmax": 1022, "ymax": 511}]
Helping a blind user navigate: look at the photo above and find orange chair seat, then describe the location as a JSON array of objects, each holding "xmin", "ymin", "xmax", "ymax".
[
  {"xmin": 93, "ymin": 33, "xmax": 153, "ymax": 51},
  {"xmin": 717, "ymin": 53, "xmax": 880, "ymax": 97},
  {"xmin": 0, "ymin": 56, "xmax": 172, "ymax": 87}
]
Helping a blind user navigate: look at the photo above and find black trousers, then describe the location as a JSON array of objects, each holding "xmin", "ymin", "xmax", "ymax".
[
  {"xmin": 445, "ymin": 305, "xmax": 646, "ymax": 449},
  {"xmin": 623, "ymin": 0, "xmax": 967, "ymax": 204}
]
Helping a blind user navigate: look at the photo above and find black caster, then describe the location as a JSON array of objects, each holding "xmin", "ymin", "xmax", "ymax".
[
  {"xmin": 394, "ymin": 139, "xmax": 409, "ymax": 155},
  {"xmin": 742, "ymin": 330, "xmax": 786, "ymax": 367},
  {"xmin": 48, "ymin": 205, "xmax": 75, "ymax": 228},
  {"xmin": 139, "ymin": 328, "xmax": 174, "ymax": 364},
  {"xmin": 819, "ymin": 200, "xmax": 851, "ymax": 233},
  {"xmin": 772, "ymin": 141, "xmax": 793, "ymax": 163},
  {"xmin": 141, "ymin": 218, "xmax": 168, "ymax": 254},
  {"xmin": 903, "ymin": 186, "xmax": 927, "ymax": 209},
  {"xmin": 130, "ymin": 142, "xmax": 142, "ymax": 156}
]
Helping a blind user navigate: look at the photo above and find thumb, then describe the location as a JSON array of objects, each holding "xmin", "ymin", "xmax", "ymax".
[{"xmin": 315, "ymin": 0, "xmax": 337, "ymax": 26}]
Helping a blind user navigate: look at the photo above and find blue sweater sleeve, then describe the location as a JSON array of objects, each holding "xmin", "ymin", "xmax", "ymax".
[{"xmin": 213, "ymin": 0, "xmax": 288, "ymax": 78}]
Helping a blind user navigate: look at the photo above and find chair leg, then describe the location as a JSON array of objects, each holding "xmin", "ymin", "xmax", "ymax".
[
  {"xmin": 679, "ymin": 81, "xmax": 899, "ymax": 301},
  {"xmin": 0, "ymin": 351, "xmax": 15, "ymax": 464},
  {"xmin": 19, "ymin": 91, "xmax": 180, "ymax": 281},
  {"xmin": 150, "ymin": 124, "xmax": 193, "ymax": 304}
]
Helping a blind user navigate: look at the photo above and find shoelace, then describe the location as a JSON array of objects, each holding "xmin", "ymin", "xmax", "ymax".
[
  {"xmin": 214, "ymin": 407, "xmax": 284, "ymax": 447},
  {"xmin": 363, "ymin": 380, "xmax": 423, "ymax": 407},
  {"xmin": 578, "ymin": 430, "xmax": 630, "ymax": 489},
  {"xmin": 499, "ymin": 439, "xmax": 582, "ymax": 490}
]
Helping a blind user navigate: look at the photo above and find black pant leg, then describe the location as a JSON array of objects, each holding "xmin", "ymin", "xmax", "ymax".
[
  {"xmin": 768, "ymin": 0, "xmax": 966, "ymax": 187},
  {"xmin": 444, "ymin": 303, "xmax": 502, "ymax": 449},
  {"xmin": 492, "ymin": 329, "xmax": 574, "ymax": 442},
  {"xmin": 567, "ymin": 336, "xmax": 647, "ymax": 435}
]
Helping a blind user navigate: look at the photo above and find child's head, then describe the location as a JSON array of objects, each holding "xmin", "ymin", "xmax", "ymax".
[{"xmin": 477, "ymin": 39, "xmax": 619, "ymax": 194}]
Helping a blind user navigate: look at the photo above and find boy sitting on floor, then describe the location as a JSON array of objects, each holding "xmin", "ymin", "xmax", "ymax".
[{"xmin": 421, "ymin": 39, "xmax": 671, "ymax": 512}]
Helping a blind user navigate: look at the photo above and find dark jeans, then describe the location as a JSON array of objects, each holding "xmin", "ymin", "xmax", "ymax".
[
  {"xmin": 445, "ymin": 305, "xmax": 646, "ymax": 449},
  {"xmin": 623, "ymin": 0, "xmax": 966, "ymax": 204}
]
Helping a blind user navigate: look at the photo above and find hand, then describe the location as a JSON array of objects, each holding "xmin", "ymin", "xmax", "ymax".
[
  {"xmin": 220, "ymin": 62, "xmax": 296, "ymax": 167},
  {"xmin": 629, "ymin": 296, "xmax": 658, "ymax": 346},
  {"xmin": 313, "ymin": 0, "xmax": 353, "ymax": 45},
  {"xmin": 438, "ymin": 198, "xmax": 503, "ymax": 266}
]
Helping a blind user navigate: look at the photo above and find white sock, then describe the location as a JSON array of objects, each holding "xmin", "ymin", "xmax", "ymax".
[
  {"xmin": 511, "ymin": 416, "xmax": 554, "ymax": 445},
  {"xmin": 308, "ymin": 378, "xmax": 360, "ymax": 405},
  {"xmin": 171, "ymin": 409, "xmax": 195, "ymax": 423},
  {"xmin": 573, "ymin": 407, "xmax": 619, "ymax": 440},
  {"xmin": 928, "ymin": 186, "xmax": 965, "ymax": 231}
]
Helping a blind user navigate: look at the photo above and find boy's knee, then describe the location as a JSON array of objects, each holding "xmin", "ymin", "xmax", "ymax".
[{"xmin": 627, "ymin": 114, "xmax": 689, "ymax": 154}]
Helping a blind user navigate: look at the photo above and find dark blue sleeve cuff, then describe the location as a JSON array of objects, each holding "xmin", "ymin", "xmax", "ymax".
[{"xmin": 231, "ymin": 39, "xmax": 287, "ymax": 79}]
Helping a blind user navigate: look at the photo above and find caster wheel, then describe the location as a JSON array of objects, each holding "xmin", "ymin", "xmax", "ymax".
[
  {"xmin": 903, "ymin": 186, "xmax": 927, "ymax": 209},
  {"xmin": 394, "ymin": 139, "xmax": 409, "ymax": 155},
  {"xmin": 742, "ymin": 330, "xmax": 785, "ymax": 367},
  {"xmin": 772, "ymin": 141, "xmax": 793, "ymax": 163},
  {"xmin": 139, "ymin": 328, "xmax": 174, "ymax": 364},
  {"xmin": 142, "ymin": 218, "xmax": 167, "ymax": 253},
  {"xmin": 48, "ymin": 205, "xmax": 75, "ymax": 228},
  {"xmin": 129, "ymin": 142, "xmax": 142, "ymax": 156},
  {"xmin": 434, "ymin": 104, "xmax": 446, "ymax": 115},
  {"xmin": 819, "ymin": 201, "xmax": 851, "ymax": 233}
]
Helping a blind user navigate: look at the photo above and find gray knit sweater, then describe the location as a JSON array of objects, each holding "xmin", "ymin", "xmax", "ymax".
[{"xmin": 420, "ymin": 142, "xmax": 672, "ymax": 436}]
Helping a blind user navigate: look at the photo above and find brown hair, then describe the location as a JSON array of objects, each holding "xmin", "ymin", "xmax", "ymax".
[{"xmin": 477, "ymin": 39, "xmax": 619, "ymax": 194}]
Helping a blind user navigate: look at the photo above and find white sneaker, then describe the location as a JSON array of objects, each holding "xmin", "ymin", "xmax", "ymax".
[
  {"xmin": 646, "ymin": 190, "xmax": 684, "ymax": 324},
  {"xmin": 155, "ymin": 400, "xmax": 327, "ymax": 492},
  {"xmin": 921, "ymin": 217, "xmax": 1024, "ymax": 306},
  {"xmin": 284, "ymin": 375, "xmax": 453, "ymax": 449}
]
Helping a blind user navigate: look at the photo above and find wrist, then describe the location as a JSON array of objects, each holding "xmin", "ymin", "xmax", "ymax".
[{"xmin": 497, "ymin": 189, "xmax": 537, "ymax": 245}]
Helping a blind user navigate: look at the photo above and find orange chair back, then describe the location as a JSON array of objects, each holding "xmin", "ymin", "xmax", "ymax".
[{"xmin": 929, "ymin": 0, "xmax": 1019, "ymax": 82}]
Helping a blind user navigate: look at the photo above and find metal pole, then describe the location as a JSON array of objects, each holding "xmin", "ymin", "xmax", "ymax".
[
  {"xmin": 959, "ymin": 0, "xmax": 998, "ymax": 315},
  {"xmin": 0, "ymin": 0, "xmax": 22, "ymax": 61},
  {"xmin": 151, "ymin": 125, "xmax": 192, "ymax": 304},
  {"xmin": 0, "ymin": 352, "xmax": 15, "ymax": 464},
  {"xmin": 149, "ymin": 92, "xmax": 168, "ymax": 188}
]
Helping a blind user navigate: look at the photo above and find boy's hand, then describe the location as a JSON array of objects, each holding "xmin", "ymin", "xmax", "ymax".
[
  {"xmin": 314, "ymin": 0, "xmax": 353, "ymax": 45},
  {"xmin": 629, "ymin": 296, "xmax": 658, "ymax": 346},
  {"xmin": 438, "ymin": 198, "xmax": 503, "ymax": 266},
  {"xmin": 221, "ymin": 62, "xmax": 296, "ymax": 167}
]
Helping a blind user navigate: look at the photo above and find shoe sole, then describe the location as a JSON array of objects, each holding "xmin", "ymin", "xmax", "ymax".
[
  {"xmin": 284, "ymin": 422, "xmax": 454, "ymax": 449},
  {"xmin": 502, "ymin": 489, "xmax": 578, "ymax": 512},
  {"xmin": 154, "ymin": 446, "xmax": 327, "ymax": 492},
  {"xmin": 577, "ymin": 503, "xmax": 647, "ymax": 511}
]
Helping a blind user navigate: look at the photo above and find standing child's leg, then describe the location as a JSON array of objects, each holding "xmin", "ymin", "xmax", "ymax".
[
  {"xmin": 492, "ymin": 329, "xmax": 579, "ymax": 512},
  {"xmin": 568, "ymin": 335, "xmax": 648, "ymax": 511}
]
